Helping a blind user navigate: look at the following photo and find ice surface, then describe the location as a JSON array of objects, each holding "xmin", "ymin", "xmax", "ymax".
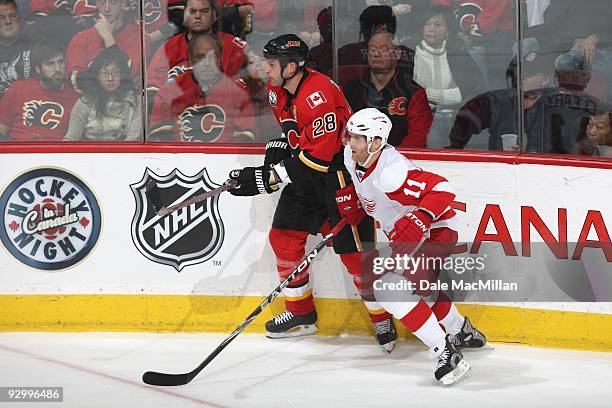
[{"xmin": 1, "ymin": 332, "xmax": 611, "ymax": 408}]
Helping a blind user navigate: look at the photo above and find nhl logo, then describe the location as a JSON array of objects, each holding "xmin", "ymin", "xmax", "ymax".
[
  {"xmin": 0, "ymin": 168, "xmax": 102, "ymax": 270},
  {"xmin": 130, "ymin": 168, "xmax": 225, "ymax": 272}
]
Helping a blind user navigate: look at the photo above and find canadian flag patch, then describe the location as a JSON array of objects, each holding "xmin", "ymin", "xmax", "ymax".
[
  {"xmin": 306, "ymin": 91, "xmax": 327, "ymax": 109},
  {"xmin": 232, "ymin": 37, "xmax": 247, "ymax": 49}
]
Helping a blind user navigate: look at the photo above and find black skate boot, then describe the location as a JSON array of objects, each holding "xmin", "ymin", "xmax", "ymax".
[
  {"xmin": 433, "ymin": 335, "xmax": 471, "ymax": 385},
  {"xmin": 374, "ymin": 318, "xmax": 397, "ymax": 353},
  {"xmin": 265, "ymin": 310, "xmax": 318, "ymax": 339},
  {"xmin": 449, "ymin": 316, "xmax": 487, "ymax": 349}
]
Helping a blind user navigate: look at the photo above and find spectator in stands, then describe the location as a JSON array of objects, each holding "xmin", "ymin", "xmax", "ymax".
[
  {"xmin": 216, "ymin": 0, "xmax": 254, "ymax": 39},
  {"xmin": 306, "ymin": 6, "xmax": 332, "ymax": 76},
  {"xmin": 452, "ymin": 0, "xmax": 514, "ymax": 89},
  {"xmin": 412, "ymin": 6, "xmax": 485, "ymax": 147},
  {"xmin": 140, "ymin": 0, "xmax": 182, "ymax": 50},
  {"xmin": 27, "ymin": 0, "xmax": 92, "ymax": 45},
  {"xmin": 275, "ymin": 0, "xmax": 326, "ymax": 47},
  {"xmin": 343, "ymin": 31, "xmax": 432, "ymax": 147},
  {"xmin": 534, "ymin": 0, "xmax": 611, "ymax": 103},
  {"xmin": 245, "ymin": 52, "xmax": 277, "ymax": 142},
  {"xmin": 363, "ymin": 0, "xmax": 431, "ymax": 43},
  {"xmin": 0, "ymin": 0, "xmax": 35, "ymax": 98},
  {"xmin": 0, "ymin": 40, "xmax": 79, "ymax": 141},
  {"xmin": 146, "ymin": 0, "xmax": 250, "ymax": 99},
  {"xmin": 64, "ymin": 48, "xmax": 141, "ymax": 141},
  {"xmin": 148, "ymin": 32, "xmax": 255, "ymax": 142},
  {"xmin": 65, "ymin": 0, "xmax": 143, "ymax": 88},
  {"xmin": 242, "ymin": 0, "xmax": 277, "ymax": 52},
  {"xmin": 450, "ymin": 53, "xmax": 603, "ymax": 154},
  {"xmin": 337, "ymin": 6, "xmax": 416, "ymax": 86},
  {"xmin": 574, "ymin": 108, "xmax": 612, "ymax": 157}
]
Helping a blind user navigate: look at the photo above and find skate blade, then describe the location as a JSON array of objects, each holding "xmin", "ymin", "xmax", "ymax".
[
  {"xmin": 439, "ymin": 359, "xmax": 471, "ymax": 386},
  {"xmin": 461, "ymin": 343, "xmax": 495, "ymax": 352},
  {"xmin": 381, "ymin": 340, "xmax": 396, "ymax": 354},
  {"xmin": 265, "ymin": 324, "xmax": 318, "ymax": 339}
]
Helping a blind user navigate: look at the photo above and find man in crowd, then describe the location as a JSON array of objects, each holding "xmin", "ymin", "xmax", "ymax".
[
  {"xmin": 0, "ymin": 40, "xmax": 79, "ymax": 140},
  {"xmin": 526, "ymin": 0, "xmax": 611, "ymax": 103},
  {"xmin": 337, "ymin": 5, "xmax": 415, "ymax": 83},
  {"xmin": 344, "ymin": 31, "xmax": 432, "ymax": 147},
  {"xmin": 148, "ymin": 32, "xmax": 255, "ymax": 142},
  {"xmin": 0, "ymin": 0, "xmax": 35, "ymax": 98},
  {"xmin": 65, "ymin": 0, "xmax": 143, "ymax": 89},
  {"xmin": 450, "ymin": 54, "xmax": 602, "ymax": 153},
  {"xmin": 146, "ymin": 0, "xmax": 250, "ymax": 99}
]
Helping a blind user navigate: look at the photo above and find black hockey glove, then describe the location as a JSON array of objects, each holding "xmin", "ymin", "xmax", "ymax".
[
  {"xmin": 228, "ymin": 165, "xmax": 279, "ymax": 196},
  {"xmin": 264, "ymin": 137, "xmax": 292, "ymax": 168}
]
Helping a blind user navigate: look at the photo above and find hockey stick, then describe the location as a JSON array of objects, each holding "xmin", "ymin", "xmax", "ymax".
[
  {"xmin": 142, "ymin": 217, "xmax": 349, "ymax": 386},
  {"xmin": 146, "ymin": 179, "xmax": 238, "ymax": 217}
]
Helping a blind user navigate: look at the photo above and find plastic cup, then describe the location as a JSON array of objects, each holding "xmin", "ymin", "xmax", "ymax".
[{"xmin": 501, "ymin": 134, "xmax": 519, "ymax": 151}]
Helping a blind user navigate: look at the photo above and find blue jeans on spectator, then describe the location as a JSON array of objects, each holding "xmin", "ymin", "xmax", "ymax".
[{"xmin": 556, "ymin": 41, "xmax": 612, "ymax": 103}]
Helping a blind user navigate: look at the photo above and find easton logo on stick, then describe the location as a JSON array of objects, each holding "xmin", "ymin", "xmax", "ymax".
[
  {"xmin": 130, "ymin": 168, "xmax": 225, "ymax": 272},
  {"xmin": 0, "ymin": 168, "xmax": 102, "ymax": 270}
]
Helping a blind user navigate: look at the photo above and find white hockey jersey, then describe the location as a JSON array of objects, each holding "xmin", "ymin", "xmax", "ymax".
[{"xmin": 343, "ymin": 145, "xmax": 459, "ymax": 235}]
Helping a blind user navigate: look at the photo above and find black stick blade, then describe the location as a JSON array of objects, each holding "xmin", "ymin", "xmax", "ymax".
[
  {"xmin": 142, "ymin": 371, "xmax": 194, "ymax": 386},
  {"xmin": 145, "ymin": 180, "xmax": 163, "ymax": 215}
]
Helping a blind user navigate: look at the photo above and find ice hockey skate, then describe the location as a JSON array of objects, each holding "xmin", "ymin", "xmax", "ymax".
[
  {"xmin": 449, "ymin": 316, "xmax": 487, "ymax": 349},
  {"xmin": 433, "ymin": 335, "xmax": 471, "ymax": 385},
  {"xmin": 374, "ymin": 318, "xmax": 397, "ymax": 353},
  {"xmin": 265, "ymin": 310, "xmax": 318, "ymax": 339}
]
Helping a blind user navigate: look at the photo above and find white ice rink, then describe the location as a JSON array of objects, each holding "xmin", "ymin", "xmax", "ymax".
[{"xmin": 1, "ymin": 332, "xmax": 611, "ymax": 408}]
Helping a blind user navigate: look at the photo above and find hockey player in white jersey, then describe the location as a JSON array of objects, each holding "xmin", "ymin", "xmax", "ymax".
[{"xmin": 335, "ymin": 107, "xmax": 486, "ymax": 385}]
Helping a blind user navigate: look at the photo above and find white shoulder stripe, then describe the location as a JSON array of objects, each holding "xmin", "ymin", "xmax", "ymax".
[{"xmin": 377, "ymin": 151, "xmax": 409, "ymax": 193}]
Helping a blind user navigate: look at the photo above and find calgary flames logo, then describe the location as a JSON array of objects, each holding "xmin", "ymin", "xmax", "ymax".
[
  {"xmin": 388, "ymin": 97, "xmax": 407, "ymax": 116},
  {"xmin": 178, "ymin": 104, "xmax": 226, "ymax": 142},
  {"xmin": 280, "ymin": 118, "xmax": 300, "ymax": 151},
  {"xmin": 143, "ymin": 0, "xmax": 163, "ymax": 24},
  {"xmin": 22, "ymin": 100, "xmax": 64, "ymax": 130}
]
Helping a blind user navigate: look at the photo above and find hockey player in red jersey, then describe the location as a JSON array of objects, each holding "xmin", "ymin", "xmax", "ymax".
[
  {"xmin": 148, "ymin": 32, "xmax": 255, "ymax": 142},
  {"xmin": 228, "ymin": 34, "xmax": 402, "ymax": 351},
  {"xmin": 337, "ymin": 107, "xmax": 487, "ymax": 384}
]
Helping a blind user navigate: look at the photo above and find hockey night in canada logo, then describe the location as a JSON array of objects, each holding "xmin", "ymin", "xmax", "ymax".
[
  {"xmin": 0, "ymin": 168, "xmax": 102, "ymax": 270},
  {"xmin": 130, "ymin": 168, "xmax": 225, "ymax": 272}
]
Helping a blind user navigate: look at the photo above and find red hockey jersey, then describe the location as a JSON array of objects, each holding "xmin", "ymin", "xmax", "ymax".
[
  {"xmin": 149, "ymin": 71, "xmax": 255, "ymax": 142},
  {"xmin": 268, "ymin": 68, "xmax": 352, "ymax": 172},
  {"xmin": 146, "ymin": 32, "xmax": 249, "ymax": 92},
  {"xmin": 0, "ymin": 78, "xmax": 79, "ymax": 141}
]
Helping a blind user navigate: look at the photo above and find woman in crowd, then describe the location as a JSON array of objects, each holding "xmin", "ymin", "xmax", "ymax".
[
  {"xmin": 64, "ymin": 48, "xmax": 141, "ymax": 141},
  {"xmin": 412, "ymin": 5, "xmax": 485, "ymax": 148}
]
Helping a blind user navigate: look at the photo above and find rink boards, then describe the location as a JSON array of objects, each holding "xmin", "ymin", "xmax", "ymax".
[{"xmin": 0, "ymin": 146, "xmax": 611, "ymax": 351}]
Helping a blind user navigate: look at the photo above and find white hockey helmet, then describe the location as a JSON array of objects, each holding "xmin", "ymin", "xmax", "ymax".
[
  {"xmin": 346, "ymin": 108, "xmax": 392, "ymax": 166},
  {"xmin": 346, "ymin": 108, "xmax": 392, "ymax": 145}
]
